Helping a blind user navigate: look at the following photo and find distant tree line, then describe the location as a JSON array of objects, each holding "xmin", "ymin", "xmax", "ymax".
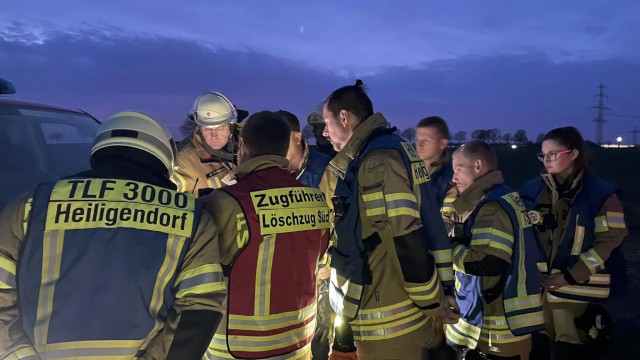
[{"xmin": 396, "ymin": 126, "xmax": 547, "ymax": 145}]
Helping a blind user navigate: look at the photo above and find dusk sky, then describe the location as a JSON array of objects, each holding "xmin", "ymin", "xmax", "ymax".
[{"xmin": 1, "ymin": 0, "xmax": 639, "ymax": 143}]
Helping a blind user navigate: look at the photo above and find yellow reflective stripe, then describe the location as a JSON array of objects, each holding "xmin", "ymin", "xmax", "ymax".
[
  {"xmin": 606, "ymin": 211, "xmax": 625, "ymax": 228},
  {"xmin": 504, "ymin": 294, "xmax": 542, "ymax": 313},
  {"xmin": 35, "ymin": 230, "xmax": 65, "ymax": 345},
  {"xmin": 385, "ymin": 192, "xmax": 420, "ymax": 218},
  {"xmin": 213, "ymin": 177, "xmax": 223, "ymax": 189},
  {"xmin": 138, "ymin": 234, "xmax": 186, "ymax": 352},
  {"xmin": 437, "ymin": 267, "xmax": 454, "ymax": 282},
  {"xmin": 352, "ymin": 303, "xmax": 420, "ymax": 325},
  {"xmin": 228, "ymin": 320, "xmax": 315, "ymax": 352},
  {"xmin": 480, "ymin": 328, "xmax": 529, "ymax": 344},
  {"xmin": 352, "ymin": 311, "xmax": 427, "ymax": 341},
  {"xmin": 579, "ymin": 248, "xmax": 605, "ymax": 274},
  {"xmin": 0, "ymin": 256, "xmax": 17, "ymax": 289},
  {"xmin": 5, "ymin": 347, "xmax": 38, "ymax": 360},
  {"xmin": 446, "ymin": 318, "xmax": 481, "ymax": 348},
  {"xmin": 432, "ymin": 249, "xmax": 453, "ymax": 263},
  {"xmin": 404, "ymin": 272, "xmax": 441, "ymax": 301},
  {"xmin": 334, "ymin": 273, "xmax": 363, "ymax": 299},
  {"xmin": 588, "ymin": 274, "xmax": 611, "ymax": 285},
  {"xmin": 171, "ymin": 173, "xmax": 186, "ymax": 192},
  {"xmin": 23, "ymin": 197, "xmax": 33, "ymax": 235},
  {"xmin": 255, "ymin": 234, "xmax": 276, "ymax": 316},
  {"xmin": 363, "ymin": 191, "xmax": 385, "ymax": 217},
  {"xmin": 362, "ymin": 192, "xmax": 384, "ymax": 202},
  {"xmin": 537, "ymin": 262, "xmax": 548, "ymax": 272},
  {"xmin": 471, "ymin": 227, "xmax": 514, "ymax": 256},
  {"xmin": 505, "ymin": 311, "xmax": 545, "ymax": 331},
  {"xmin": 594, "ymin": 215, "xmax": 608, "ymax": 233},
  {"xmin": 552, "ymin": 284, "xmax": 610, "ymax": 298},
  {"xmin": 572, "ymin": 223, "xmax": 585, "ymax": 255},
  {"xmin": 452, "ymin": 244, "xmax": 469, "ymax": 273},
  {"xmin": 35, "ymin": 340, "xmax": 142, "ymax": 359},
  {"xmin": 229, "ymin": 302, "xmax": 316, "ymax": 331},
  {"xmin": 174, "ymin": 263, "xmax": 226, "ymax": 298}
]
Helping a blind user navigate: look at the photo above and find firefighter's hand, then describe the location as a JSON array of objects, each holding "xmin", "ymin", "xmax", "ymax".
[
  {"xmin": 542, "ymin": 273, "xmax": 568, "ymax": 290},
  {"xmin": 439, "ymin": 295, "xmax": 461, "ymax": 324},
  {"xmin": 318, "ymin": 265, "xmax": 331, "ymax": 280}
]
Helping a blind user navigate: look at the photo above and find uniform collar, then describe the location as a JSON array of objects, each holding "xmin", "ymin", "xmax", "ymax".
[
  {"xmin": 235, "ymin": 155, "xmax": 290, "ymax": 180},
  {"xmin": 453, "ymin": 170, "xmax": 504, "ymax": 219},
  {"xmin": 292, "ymin": 138, "xmax": 311, "ymax": 179},
  {"xmin": 327, "ymin": 113, "xmax": 389, "ymax": 179},
  {"xmin": 541, "ymin": 170, "xmax": 584, "ymax": 199}
]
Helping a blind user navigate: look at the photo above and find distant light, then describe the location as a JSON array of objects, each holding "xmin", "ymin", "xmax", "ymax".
[
  {"xmin": 511, "ymin": 144, "xmax": 518, "ymax": 150},
  {"xmin": 617, "ymin": 136, "xmax": 623, "ymax": 143}
]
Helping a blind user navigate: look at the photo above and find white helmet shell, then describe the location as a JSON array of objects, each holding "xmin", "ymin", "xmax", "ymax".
[
  {"xmin": 91, "ymin": 111, "xmax": 176, "ymax": 175},
  {"xmin": 190, "ymin": 92, "xmax": 238, "ymax": 128}
]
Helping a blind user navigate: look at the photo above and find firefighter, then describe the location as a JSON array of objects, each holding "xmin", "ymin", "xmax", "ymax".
[
  {"xmin": 173, "ymin": 91, "xmax": 243, "ymax": 196},
  {"xmin": 322, "ymin": 80, "xmax": 443, "ymax": 360},
  {"xmin": 278, "ymin": 110, "xmax": 331, "ymax": 188},
  {"xmin": 203, "ymin": 111, "xmax": 330, "ymax": 360},
  {"xmin": 442, "ymin": 140, "xmax": 544, "ymax": 360},
  {"xmin": 307, "ymin": 101, "xmax": 338, "ymax": 157},
  {"xmin": 0, "ymin": 111, "xmax": 227, "ymax": 360},
  {"xmin": 415, "ymin": 116, "xmax": 457, "ymax": 360},
  {"xmin": 519, "ymin": 127, "xmax": 627, "ymax": 359}
]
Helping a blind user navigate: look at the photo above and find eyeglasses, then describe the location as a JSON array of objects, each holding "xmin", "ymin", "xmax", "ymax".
[{"xmin": 536, "ymin": 149, "xmax": 572, "ymax": 162}]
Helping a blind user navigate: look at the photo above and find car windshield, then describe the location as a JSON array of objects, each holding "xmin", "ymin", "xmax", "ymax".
[{"xmin": 0, "ymin": 104, "xmax": 99, "ymax": 210}]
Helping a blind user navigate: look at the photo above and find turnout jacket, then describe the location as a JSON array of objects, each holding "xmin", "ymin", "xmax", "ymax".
[
  {"xmin": 325, "ymin": 113, "xmax": 442, "ymax": 342},
  {"xmin": 520, "ymin": 171, "xmax": 627, "ymax": 303},
  {"xmin": 172, "ymin": 124, "xmax": 242, "ymax": 196},
  {"xmin": 445, "ymin": 171, "xmax": 544, "ymax": 350},
  {"xmin": 204, "ymin": 155, "xmax": 330, "ymax": 359},
  {"xmin": 0, "ymin": 171, "xmax": 227, "ymax": 360}
]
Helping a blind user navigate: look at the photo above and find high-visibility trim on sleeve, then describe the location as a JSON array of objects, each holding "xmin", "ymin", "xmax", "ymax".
[
  {"xmin": 579, "ymin": 248, "xmax": 605, "ymax": 274},
  {"xmin": 470, "ymin": 227, "xmax": 514, "ymax": 256},
  {"xmin": 452, "ymin": 244, "xmax": 469, "ymax": 273},
  {"xmin": 4, "ymin": 346, "xmax": 39, "ymax": 360},
  {"xmin": 362, "ymin": 191, "xmax": 385, "ymax": 217},
  {"xmin": 385, "ymin": 193, "xmax": 420, "ymax": 218},
  {"xmin": 606, "ymin": 211, "xmax": 626, "ymax": 229},
  {"xmin": 594, "ymin": 215, "xmax": 608, "ymax": 233},
  {"xmin": 0, "ymin": 256, "xmax": 16, "ymax": 290},
  {"xmin": 404, "ymin": 271, "xmax": 441, "ymax": 302},
  {"xmin": 174, "ymin": 264, "xmax": 226, "ymax": 299}
]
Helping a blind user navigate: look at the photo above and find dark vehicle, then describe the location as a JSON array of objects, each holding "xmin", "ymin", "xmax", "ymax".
[{"xmin": 0, "ymin": 78, "xmax": 100, "ymax": 210}]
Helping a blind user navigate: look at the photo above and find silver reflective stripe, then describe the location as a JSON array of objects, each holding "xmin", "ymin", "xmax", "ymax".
[
  {"xmin": 386, "ymin": 199, "xmax": 418, "ymax": 211},
  {"xmin": 472, "ymin": 232, "xmax": 513, "ymax": 248},
  {"xmin": 0, "ymin": 267, "xmax": 15, "ymax": 288},
  {"xmin": 504, "ymin": 295, "xmax": 542, "ymax": 313},
  {"xmin": 353, "ymin": 313, "xmax": 425, "ymax": 338},
  {"xmin": 582, "ymin": 252, "xmax": 603, "ymax": 272},
  {"xmin": 364, "ymin": 198, "xmax": 385, "ymax": 210},
  {"xmin": 226, "ymin": 321, "xmax": 315, "ymax": 348},
  {"xmin": 206, "ymin": 339, "xmax": 310, "ymax": 360},
  {"xmin": 355, "ymin": 302, "xmax": 416, "ymax": 321},
  {"xmin": 41, "ymin": 346, "xmax": 139, "ymax": 359},
  {"xmin": 175, "ymin": 271, "xmax": 224, "ymax": 293},
  {"xmin": 229, "ymin": 302, "xmax": 316, "ymax": 328}
]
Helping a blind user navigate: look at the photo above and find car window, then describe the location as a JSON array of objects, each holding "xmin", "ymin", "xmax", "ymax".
[{"xmin": 0, "ymin": 104, "xmax": 99, "ymax": 211}]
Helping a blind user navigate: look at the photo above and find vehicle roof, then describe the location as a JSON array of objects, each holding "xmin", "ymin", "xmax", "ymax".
[{"xmin": 0, "ymin": 96, "xmax": 92, "ymax": 116}]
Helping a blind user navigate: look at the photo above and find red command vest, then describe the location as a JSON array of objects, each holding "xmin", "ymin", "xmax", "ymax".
[{"xmin": 221, "ymin": 167, "xmax": 330, "ymax": 359}]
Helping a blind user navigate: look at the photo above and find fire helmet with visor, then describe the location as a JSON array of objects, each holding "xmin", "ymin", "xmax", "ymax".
[
  {"xmin": 189, "ymin": 92, "xmax": 238, "ymax": 128},
  {"xmin": 91, "ymin": 111, "xmax": 176, "ymax": 176}
]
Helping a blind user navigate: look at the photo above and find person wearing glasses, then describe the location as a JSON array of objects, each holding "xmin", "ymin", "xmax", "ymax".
[{"xmin": 520, "ymin": 126, "xmax": 627, "ymax": 359}]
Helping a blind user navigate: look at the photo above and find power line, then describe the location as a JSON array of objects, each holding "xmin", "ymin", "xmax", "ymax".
[{"xmin": 593, "ymin": 82, "xmax": 609, "ymax": 145}]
